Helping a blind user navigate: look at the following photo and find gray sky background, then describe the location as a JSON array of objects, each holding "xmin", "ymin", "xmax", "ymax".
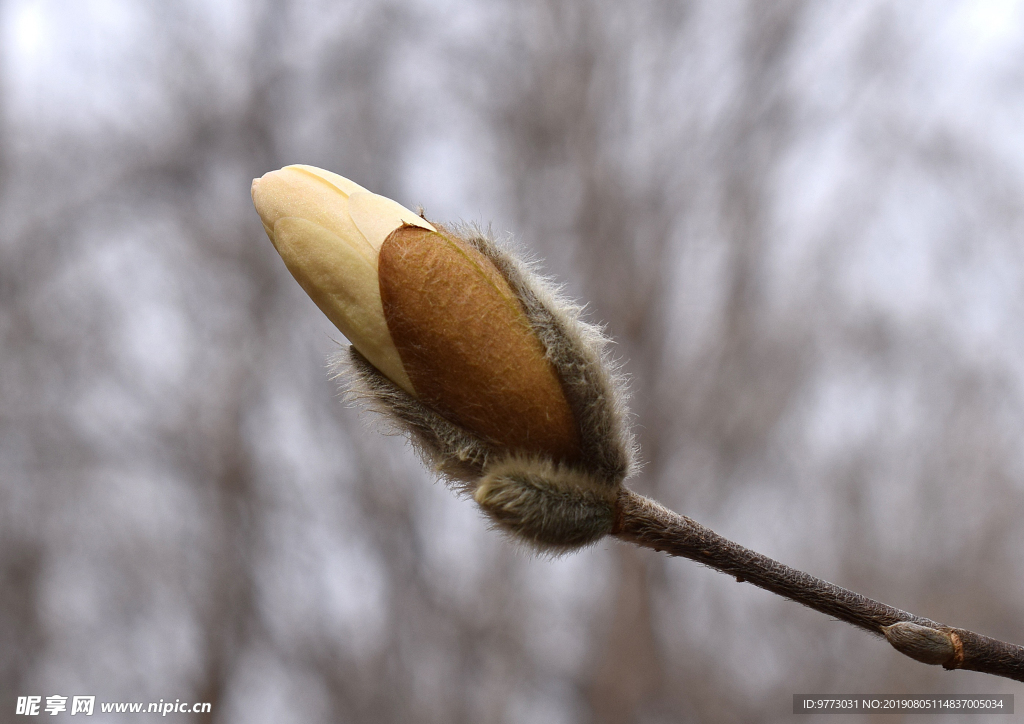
[{"xmin": 2, "ymin": 1, "xmax": 1024, "ymax": 722}]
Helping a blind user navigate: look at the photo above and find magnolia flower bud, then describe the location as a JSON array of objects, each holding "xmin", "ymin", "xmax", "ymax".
[
  {"xmin": 252, "ymin": 165, "xmax": 635, "ymax": 551},
  {"xmin": 251, "ymin": 165, "xmax": 430, "ymax": 395}
]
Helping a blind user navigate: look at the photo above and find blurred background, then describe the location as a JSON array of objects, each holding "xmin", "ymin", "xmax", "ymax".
[{"xmin": 2, "ymin": 0, "xmax": 1024, "ymax": 721}]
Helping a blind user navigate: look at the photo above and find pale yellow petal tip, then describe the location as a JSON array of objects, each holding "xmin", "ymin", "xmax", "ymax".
[
  {"xmin": 250, "ymin": 172, "xmax": 276, "ymax": 217},
  {"xmin": 285, "ymin": 164, "xmax": 369, "ymax": 197},
  {"xmin": 348, "ymin": 191, "xmax": 436, "ymax": 251},
  {"xmin": 251, "ymin": 176, "xmax": 275, "ymax": 240}
]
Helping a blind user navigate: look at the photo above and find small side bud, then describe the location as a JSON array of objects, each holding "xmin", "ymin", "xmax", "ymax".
[
  {"xmin": 883, "ymin": 622, "xmax": 958, "ymax": 666},
  {"xmin": 474, "ymin": 457, "xmax": 617, "ymax": 551}
]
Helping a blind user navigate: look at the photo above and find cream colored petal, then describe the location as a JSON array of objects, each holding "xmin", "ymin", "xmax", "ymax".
[
  {"xmin": 286, "ymin": 165, "xmax": 368, "ymax": 197},
  {"xmin": 273, "ymin": 216, "xmax": 415, "ymax": 395},
  {"xmin": 252, "ymin": 168, "xmax": 378, "ymax": 267},
  {"xmin": 348, "ymin": 191, "xmax": 435, "ymax": 252}
]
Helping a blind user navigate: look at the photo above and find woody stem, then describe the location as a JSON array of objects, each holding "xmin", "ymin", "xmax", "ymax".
[{"xmin": 612, "ymin": 487, "xmax": 1024, "ymax": 683}]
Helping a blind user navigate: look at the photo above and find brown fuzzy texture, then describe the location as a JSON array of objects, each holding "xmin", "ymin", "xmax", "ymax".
[
  {"xmin": 337, "ymin": 222, "xmax": 635, "ymax": 551},
  {"xmin": 339, "ymin": 349, "xmax": 492, "ymax": 489},
  {"xmin": 447, "ymin": 223, "xmax": 635, "ymax": 486},
  {"xmin": 378, "ymin": 226, "xmax": 581, "ymax": 464}
]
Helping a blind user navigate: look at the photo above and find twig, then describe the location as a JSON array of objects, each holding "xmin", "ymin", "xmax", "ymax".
[{"xmin": 612, "ymin": 488, "xmax": 1024, "ymax": 683}]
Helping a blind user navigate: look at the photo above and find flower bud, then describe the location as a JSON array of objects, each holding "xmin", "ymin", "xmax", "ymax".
[
  {"xmin": 251, "ymin": 164, "xmax": 432, "ymax": 395},
  {"xmin": 252, "ymin": 165, "xmax": 636, "ymax": 551}
]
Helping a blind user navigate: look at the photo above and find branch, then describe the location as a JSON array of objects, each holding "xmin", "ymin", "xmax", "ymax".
[{"xmin": 612, "ymin": 488, "xmax": 1024, "ymax": 683}]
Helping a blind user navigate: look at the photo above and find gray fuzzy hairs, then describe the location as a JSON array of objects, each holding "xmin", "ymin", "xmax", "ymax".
[
  {"xmin": 474, "ymin": 457, "xmax": 620, "ymax": 552},
  {"xmin": 338, "ymin": 225, "xmax": 636, "ymax": 552}
]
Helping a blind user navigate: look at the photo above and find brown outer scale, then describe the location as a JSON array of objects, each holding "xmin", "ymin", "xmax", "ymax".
[{"xmin": 378, "ymin": 225, "xmax": 582, "ymax": 464}]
